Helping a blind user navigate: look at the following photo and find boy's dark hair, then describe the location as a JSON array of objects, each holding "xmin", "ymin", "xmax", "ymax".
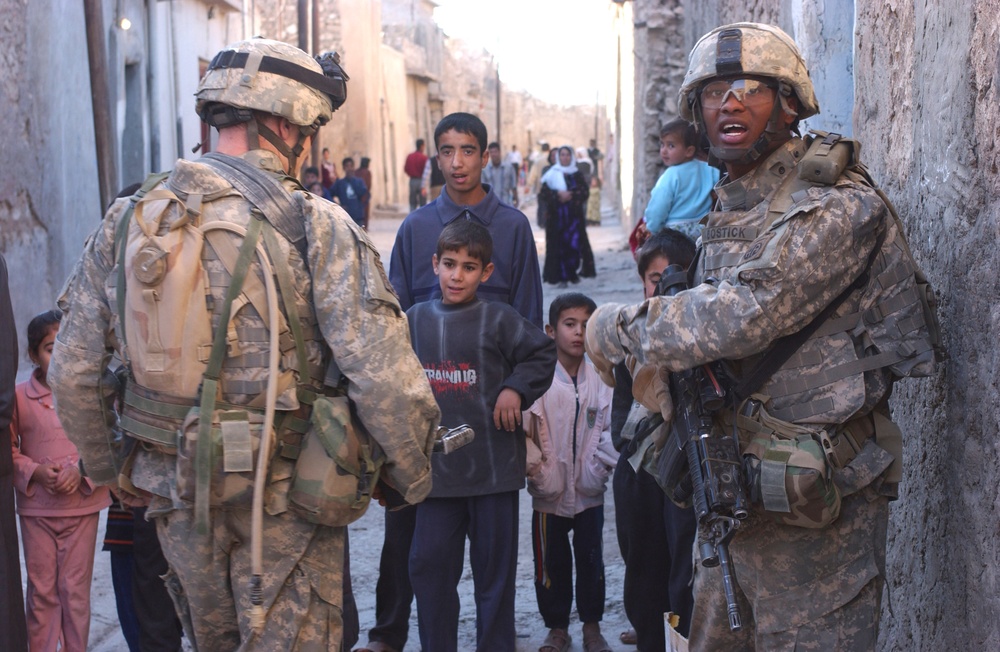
[
  {"xmin": 322, "ymin": 147, "xmax": 330, "ymax": 154},
  {"xmin": 434, "ymin": 112, "xmax": 488, "ymax": 154},
  {"xmin": 342, "ymin": 157, "xmax": 354, "ymax": 168},
  {"xmin": 303, "ymin": 166, "xmax": 320, "ymax": 177},
  {"xmin": 488, "ymin": 142, "xmax": 500, "ymax": 150},
  {"xmin": 360, "ymin": 157, "xmax": 371, "ymax": 168},
  {"xmin": 436, "ymin": 219, "xmax": 493, "ymax": 266},
  {"xmin": 27, "ymin": 309, "xmax": 62, "ymax": 355},
  {"xmin": 548, "ymin": 293, "xmax": 597, "ymax": 328},
  {"xmin": 660, "ymin": 118, "xmax": 698, "ymax": 149},
  {"xmin": 416, "ymin": 138, "xmax": 425, "ymax": 150},
  {"xmin": 636, "ymin": 229, "xmax": 696, "ymax": 278}
]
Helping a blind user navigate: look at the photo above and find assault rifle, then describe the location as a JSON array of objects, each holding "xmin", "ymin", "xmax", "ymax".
[{"xmin": 657, "ymin": 265, "xmax": 748, "ymax": 631}]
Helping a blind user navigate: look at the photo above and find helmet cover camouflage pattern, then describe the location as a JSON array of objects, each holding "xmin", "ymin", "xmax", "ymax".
[
  {"xmin": 195, "ymin": 38, "xmax": 337, "ymax": 128},
  {"xmin": 678, "ymin": 23, "xmax": 819, "ymax": 122}
]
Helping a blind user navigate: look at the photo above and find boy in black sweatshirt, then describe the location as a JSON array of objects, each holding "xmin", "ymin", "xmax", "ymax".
[{"xmin": 406, "ymin": 219, "xmax": 556, "ymax": 652}]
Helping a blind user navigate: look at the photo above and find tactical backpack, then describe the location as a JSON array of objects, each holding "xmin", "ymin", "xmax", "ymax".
[
  {"xmin": 765, "ymin": 131, "xmax": 944, "ymax": 383},
  {"xmin": 114, "ymin": 156, "xmax": 384, "ymax": 536}
]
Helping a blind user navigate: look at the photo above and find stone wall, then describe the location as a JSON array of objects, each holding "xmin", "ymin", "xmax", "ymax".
[
  {"xmin": 1, "ymin": 0, "xmax": 102, "ymax": 372},
  {"xmin": 630, "ymin": 0, "xmax": 687, "ymax": 228},
  {"xmin": 855, "ymin": 2, "xmax": 1000, "ymax": 649}
]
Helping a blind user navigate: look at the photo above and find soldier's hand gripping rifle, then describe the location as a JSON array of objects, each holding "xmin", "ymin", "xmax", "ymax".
[{"xmin": 657, "ymin": 265, "xmax": 749, "ymax": 631}]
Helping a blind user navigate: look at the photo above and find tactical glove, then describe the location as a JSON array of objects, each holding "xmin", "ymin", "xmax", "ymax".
[{"xmin": 585, "ymin": 303, "xmax": 628, "ymax": 385}]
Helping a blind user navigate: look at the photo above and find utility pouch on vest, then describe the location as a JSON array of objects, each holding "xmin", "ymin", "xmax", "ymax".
[
  {"xmin": 175, "ymin": 406, "xmax": 264, "ymax": 510},
  {"xmin": 740, "ymin": 400, "xmax": 842, "ymax": 529},
  {"xmin": 287, "ymin": 391, "xmax": 384, "ymax": 527}
]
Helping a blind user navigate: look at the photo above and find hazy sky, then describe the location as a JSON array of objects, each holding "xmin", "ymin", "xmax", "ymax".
[{"xmin": 432, "ymin": 0, "xmax": 618, "ymax": 107}]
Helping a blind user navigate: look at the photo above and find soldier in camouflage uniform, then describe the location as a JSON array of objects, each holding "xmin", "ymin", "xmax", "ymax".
[
  {"xmin": 587, "ymin": 23, "xmax": 927, "ymax": 651},
  {"xmin": 49, "ymin": 38, "xmax": 440, "ymax": 651}
]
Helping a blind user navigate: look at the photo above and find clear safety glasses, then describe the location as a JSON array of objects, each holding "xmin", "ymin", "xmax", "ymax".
[{"xmin": 699, "ymin": 78, "xmax": 777, "ymax": 110}]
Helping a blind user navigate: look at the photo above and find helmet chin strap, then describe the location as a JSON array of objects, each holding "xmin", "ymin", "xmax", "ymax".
[{"xmin": 246, "ymin": 116, "xmax": 314, "ymax": 175}]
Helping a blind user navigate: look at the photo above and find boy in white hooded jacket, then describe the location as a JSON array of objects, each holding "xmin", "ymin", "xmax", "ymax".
[{"xmin": 525, "ymin": 293, "xmax": 618, "ymax": 652}]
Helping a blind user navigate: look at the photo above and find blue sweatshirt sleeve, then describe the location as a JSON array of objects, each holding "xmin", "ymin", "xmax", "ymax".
[
  {"xmin": 644, "ymin": 168, "xmax": 678, "ymax": 234},
  {"xmin": 389, "ymin": 221, "xmax": 415, "ymax": 311},
  {"xmin": 507, "ymin": 215, "xmax": 544, "ymax": 329},
  {"xmin": 498, "ymin": 309, "xmax": 557, "ymax": 408}
]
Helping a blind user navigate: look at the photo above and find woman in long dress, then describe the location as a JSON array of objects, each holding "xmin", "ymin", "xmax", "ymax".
[{"xmin": 540, "ymin": 146, "xmax": 593, "ymax": 286}]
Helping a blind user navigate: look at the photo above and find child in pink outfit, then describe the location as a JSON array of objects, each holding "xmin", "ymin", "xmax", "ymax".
[{"xmin": 10, "ymin": 310, "xmax": 110, "ymax": 652}]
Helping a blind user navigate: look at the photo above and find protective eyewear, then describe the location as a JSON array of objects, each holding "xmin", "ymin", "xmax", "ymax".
[{"xmin": 700, "ymin": 78, "xmax": 777, "ymax": 109}]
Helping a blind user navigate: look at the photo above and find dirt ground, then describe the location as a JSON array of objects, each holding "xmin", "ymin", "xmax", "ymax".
[{"xmin": 32, "ymin": 191, "xmax": 658, "ymax": 652}]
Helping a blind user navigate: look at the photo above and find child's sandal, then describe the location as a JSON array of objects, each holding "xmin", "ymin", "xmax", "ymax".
[
  {"xmin": 539, "ymin": 627, "xmax": 571, "ymax": 652},
  {"xmin": 583, "ymin": 630, "xmax": 613, "ymax": 652}
]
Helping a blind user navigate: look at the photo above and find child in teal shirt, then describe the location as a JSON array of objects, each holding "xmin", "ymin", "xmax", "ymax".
[{"xmin": 644, "ymin": 118, "xmax": 720, "ymax": 241}]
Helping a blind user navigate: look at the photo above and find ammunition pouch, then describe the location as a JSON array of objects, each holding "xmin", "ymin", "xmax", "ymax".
[
  {"xmin": 175, "ymin": 405, "xmax": 267, "ymax": 510},
  {"xmin": 737, "ymin": 398, "xmax": 897, "ymax": 528},
  {"xmin": 739, "ymin": 400, "xmax": 842, "ymax": 528},
  {"xmin": 287, "ymin": 390, "xmax": 385, "ymax": 527}
]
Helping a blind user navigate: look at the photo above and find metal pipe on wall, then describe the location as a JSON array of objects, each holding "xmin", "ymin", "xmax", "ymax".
[
  {"xmin": 83, "ymin": 0, "xmax": 118, "ymax": 211},
  {"xmin": 147, "ymin": 0, "xmax": 161, "ymax": 172},
  {"xmin": 310, "ymin": 0, "xmax": 320, "ymax": 169},
  {"xmin": 297, "ymin": 0, "xmax": 309, "ymax": 177}
]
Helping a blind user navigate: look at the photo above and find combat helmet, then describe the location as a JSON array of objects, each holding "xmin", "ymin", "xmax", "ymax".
[
  {"xmin": 678, "ymin": 23, "xmax": 818, "ymax": 164},
  {"xmin": 195, "ymin": 37, "xmax": 349, "ymax": 174}
]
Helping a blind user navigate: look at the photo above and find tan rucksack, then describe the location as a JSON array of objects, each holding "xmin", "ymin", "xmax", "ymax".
[{"xmin": 113, "ymin": 163, "xmax": 384, "ymax": 535}]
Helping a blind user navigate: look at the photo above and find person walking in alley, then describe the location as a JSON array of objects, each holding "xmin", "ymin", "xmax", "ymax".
[
  {"xmin": 405, "ymin": 138, "xmax": 429, "ymax": 211},
  {"xmin": 328, "ymin": 156, "xmax": 371, "ymax": 228},
  {"xmin": 356, "ymin": 156, "xmax": 374, "ymax": 226},
  {"xmin": 540, "ymin": 146, "xmax": 595, "ymax": 287},
  {"xmin": 483, "ymin": 141, "xmax": 519, "ymax": 206}
]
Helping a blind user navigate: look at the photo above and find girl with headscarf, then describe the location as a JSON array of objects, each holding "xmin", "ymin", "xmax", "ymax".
[{"xmin": 540, "ymin": 146, "xmax": 595, "ymax": 286}]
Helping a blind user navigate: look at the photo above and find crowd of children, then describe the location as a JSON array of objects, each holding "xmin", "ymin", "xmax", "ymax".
[
  {"xmin": 3, "ymin": 111, "xmax": 713, "ymax": 652},
  {"xmin": 360, "ymin": 111, "xmax": 712, "ymax": 652}
]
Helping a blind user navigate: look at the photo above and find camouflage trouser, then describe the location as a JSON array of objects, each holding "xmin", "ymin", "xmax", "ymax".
[
  {"xmin": 152, "ymin": 497, "xmax": 345, "ymax": 651},
  {"xmin": 688, "ymin": 491, "xmax": 889, "ymax": 651}
]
